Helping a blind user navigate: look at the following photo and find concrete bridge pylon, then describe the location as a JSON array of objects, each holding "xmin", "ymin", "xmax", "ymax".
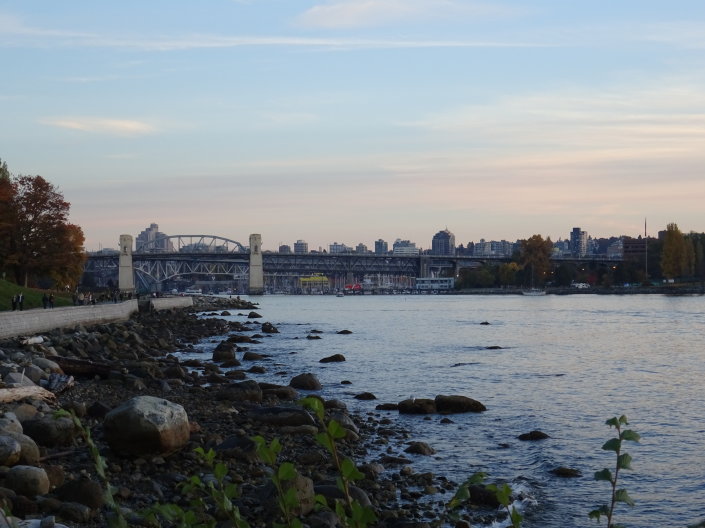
[
  {"xmin": 249, "ymin": 233, "xmax": 264, "ymax": 295},
  {"xmin": 118, "ymin": 234, "xmax": 135, "ymax": 293}
]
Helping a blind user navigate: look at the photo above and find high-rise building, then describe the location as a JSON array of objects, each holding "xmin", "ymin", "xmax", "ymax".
[
  {"xmin": 294, "ymin": 240, "xmax": 309, "ymax": 254},
  {"xmin": 431, "ymin": 229, "xmax": 456, "ymax": 255},
  {"xmin": 278, "ymin": 244, "xmax": 292, "ymax": 254},
  {"xmin": 392, "ymin": 239, "xmax": 419, "ymax": 256},
  {"xmin": 136, "ymin": 223, "xmax": 173, "ymax": 252},
  {"xmin": 329, "ymin": 242, "xmax": 353, "ymax": 254},
  {"xmin": 570, "ymin": 227, "xmax": 588, "ymax": 257},
  {"xmin": 355, "ymin": 243, "xmax": 368, "ymax": 254},
  {"xmin": 374, "ymin": 239, "xmax": 388, "ymax": 254}
]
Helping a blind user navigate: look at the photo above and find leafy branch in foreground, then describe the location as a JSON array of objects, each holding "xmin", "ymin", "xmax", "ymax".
[
  {"xmin": 589, "ymin": 415, "xmax": 640, "ymax": 528},
  {"xmin": 144, "ymin": 447, "xmax": 249, "ymax": 528},
  {"xmin": 300, "ymin": 396, "xmax": 376, "ymax": 528},
  {"xmin": 253, "ymin": 436, "xmax": 306, "ymax": 528},
  {"xmin": 447, "ymin": 472, "xmax": 523, "ymax": 527}
]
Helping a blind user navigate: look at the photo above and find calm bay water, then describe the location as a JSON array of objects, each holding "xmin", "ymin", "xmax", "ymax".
[{"xmin": 205, "ymin": 294, "xmax": 705, "ymax": 527}]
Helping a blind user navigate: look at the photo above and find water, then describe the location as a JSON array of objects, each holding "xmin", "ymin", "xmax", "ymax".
[{"xmin": 195, "ymin": 294, "xmax": 705, "ymax": 527}]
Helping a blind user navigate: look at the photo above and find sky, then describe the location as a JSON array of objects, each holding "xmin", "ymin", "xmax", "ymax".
[{"xmin": 2, "ymin": 1, "xmax": 705, "ymax": 252}]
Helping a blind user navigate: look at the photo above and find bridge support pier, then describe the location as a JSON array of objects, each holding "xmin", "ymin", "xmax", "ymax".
[
  {"xmin": 118, "ymin": 234, "xmax": 135, "ymax": 294},
  {"xmin": 419, "ymin": 256, "xmax": 430, "ymax": 278},
  {"xmin": 249, "ymin": 234, "xmax": 264, "ymax": 295}
]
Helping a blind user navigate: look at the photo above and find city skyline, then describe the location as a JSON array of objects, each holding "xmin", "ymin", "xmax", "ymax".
[
  {"xmin": 124, "ymin": 221, "xmax": 636, "ymax": 257},
  {"xmin": 2, "ymin": 1, "xmax": 704, "ymax": 251}
]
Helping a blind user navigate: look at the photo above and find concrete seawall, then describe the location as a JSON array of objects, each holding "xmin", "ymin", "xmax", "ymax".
[
  {"xmin": 0, "ymin": 296, "xmax": 193, "ymax": 339},
  {"xmin": 149, "ymin": 296, "xmax": 193, "ymax": 312}
]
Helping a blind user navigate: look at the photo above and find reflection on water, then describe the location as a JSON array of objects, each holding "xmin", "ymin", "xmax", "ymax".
[{"xmin": 193, "ymin": 294, "xmax": 705, "ymax": 527}]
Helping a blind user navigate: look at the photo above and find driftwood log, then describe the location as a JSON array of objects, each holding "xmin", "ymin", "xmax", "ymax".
[
  {"xmin": 53, "ymin": 356, "xmax": 114, "ymax": 378},
  {"xmin": 0, "ymin": 386, "xmax": 56, "ymax": 403}
]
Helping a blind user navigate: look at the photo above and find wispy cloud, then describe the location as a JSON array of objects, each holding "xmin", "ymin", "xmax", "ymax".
[
  {"xmin": 0, "ymin": 10, "xmax": 541, "ymax": 51},
  {"xmin": 41, "ymin": 117, "xmax": 156, "ymax": 136},
  {"xmin": 3, "ymin": 9, "xmax": 705, "ymax": 52},
  {"xmin": 0, "ymin": 12, "xmax": 93, "ymax": 39},
  {"xmin": 405, "ymin": 80, "xmax": 705, "ymax": 157},
  {"xmin": 295, "ymin": 0, "xmax": 515, "ymax": 29},
  {"xmin": 91, "ymin": 34, "xmax": 543, "ymax": 51}
]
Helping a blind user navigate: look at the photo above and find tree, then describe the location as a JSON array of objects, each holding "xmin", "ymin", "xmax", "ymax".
[
  {"xmin": 519, "ymin": 234, "xmax": 553, "ymax": 286},
  {"xmin": 50, "ymin": 223, "xmax": 86, "ymax": 290},
  {"xmin": 498, "ymin": 262, "xmax": 520, "ymax": 287},
  {"xmin": 554, "ymin": 262, "xmax": 577, "ymax": 286},
  {"xmin": 457, "ymin": 265, "xmax": 496, "ymax": 288},
  {"xmin": 692, "ymin": 234, "xmax": 705, "ymax": 280},
  {"xmin": 5, "ymin": 174, "xmax": 85, "ymax": 287},
  {"xmin": 0, "ymin": 159, "xmax": 14, "ymax": 274},
  {"xmin": 660, "ymin": 223, "xmax": 688, "ymax": 280}
]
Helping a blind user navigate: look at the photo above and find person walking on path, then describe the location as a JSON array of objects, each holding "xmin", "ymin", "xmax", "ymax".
[
  {"xmin": 42, "ymin": 293, "xmax": 49, "ymax": 309},
  {"xmin": 49, "ymin": 294, "xmax": 54, "ymax": 308},
  {"xmin": 11, "ymin": 294, "xmax": 17, "ymax": 311},
  {"xmin": 17, "ymin": 292, "xmax": 24, "ymax": 311}
]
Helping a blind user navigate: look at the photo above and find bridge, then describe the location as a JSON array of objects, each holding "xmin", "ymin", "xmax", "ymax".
[{"xmin": 84, "ymin": 233, "xmax": 622, "ymax": 294}]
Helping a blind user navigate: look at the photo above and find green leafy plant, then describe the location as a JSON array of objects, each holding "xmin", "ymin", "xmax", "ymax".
[
  {"xmin": 589, "ymin": 415, "xmax": 640, "ymax": 527},
  {"xmin": 447, "ymin": 472, "xmax": 523, "ymax": 527},
  {"xmin": 145, "ymin": 447, "xmax": 249, "ymax": 528},
  {"xmin": 55, "ymin": 409, "xmax": 128, "ymax": 528},
  {"xmin": 253, "ymin": 436, "xmax": 305, "ymax": 528},
  {"xmin": 300, "ymin": 396, "xmax": 376, "ymax": 528}
]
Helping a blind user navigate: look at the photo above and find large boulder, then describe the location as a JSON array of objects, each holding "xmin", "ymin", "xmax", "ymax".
[
  {"xmin": 103, "ymin": 396, "xmax": 190, "ymax": 456},
  {"xmin": 290, "ymin": 373, "xmax": 322, "ymax": 391},
  {"xmin": 404, "ymin": 441, "xmax": 436, "ymax": 456},
  {"xmin": 259, "ymin": 383, "xmax": 299, "ymax": 401},
  {"xmin": 5, "ymin": 466, "xmax": 50, "ymax": 497},
  {"xmin": 434, "ymin": 395, "xmax": 486, "ymax": 414},
  {"xmin": 212, "ymin": 342, "xmax": 238, "ymax": 363},
  {"xmin": 0, "ymin": 436, "xmax": 22, "ymax": 466},
  {"xmin": 215, "ymin": 380, "xmax": 263, "ymax": 403},
  {"xmin": 7, "ymin": 433, "xmax": 40, "ymax": 466},
  {"xmin": 22, "ymin": 416, "xmax": 78, "ymax": 448},
  {"xmin": 0, "ymin": 413, "xmax": 23, "ymax": 435},
  {"xmin": 314, "ymin": 484, "xmax": 372, "ymax": 508},
  {"xmin": 398, "ymin": 398, "xmax": 436, "ymax": 414},
  {"xmin": 319, "ymin": 354, "xmax": 345, "ymax": 363},
  {"xmin": 32, "ymin": 357, "xmax": 63, "ymax": 374},
  {"xmin": 261, "ymin": 322, "xmax": 279, "ymax": 333},
  {"xmin": 518, "ymin": 430, "xmax": 550, "ymax": 441}
]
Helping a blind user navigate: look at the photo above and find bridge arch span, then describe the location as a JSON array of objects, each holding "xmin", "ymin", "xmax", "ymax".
[{"xmin": 137, "ymin": 235, "xmax": 247, "ymax": 253}]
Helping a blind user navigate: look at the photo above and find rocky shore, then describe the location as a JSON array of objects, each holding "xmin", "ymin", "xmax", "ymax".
[{"xmin": 0, "ymin": 296, "xmax": 499, "ymax": 528}]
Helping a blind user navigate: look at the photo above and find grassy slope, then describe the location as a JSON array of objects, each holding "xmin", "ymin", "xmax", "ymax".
[{"xmin": 0, "ymin": 279, "xmax": 73, "ymax": 311}]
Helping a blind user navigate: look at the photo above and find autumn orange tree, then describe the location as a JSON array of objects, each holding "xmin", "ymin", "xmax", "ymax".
[{"xmin": 0, "ymin": 158, "xmax": 85, "ymax": 288}]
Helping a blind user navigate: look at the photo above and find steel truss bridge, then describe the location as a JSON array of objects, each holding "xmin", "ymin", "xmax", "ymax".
[{"xmin": 84, "ymin": 234, "xmax": 622, "ymax": 292}]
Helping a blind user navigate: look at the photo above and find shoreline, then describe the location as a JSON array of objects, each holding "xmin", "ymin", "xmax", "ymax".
[{"xmin": 0, "ymin": 297, "xmax": 465, "ymax": 527}]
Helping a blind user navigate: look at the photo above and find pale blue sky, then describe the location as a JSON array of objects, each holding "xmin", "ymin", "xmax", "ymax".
[{"xmin": 2, "ymin": 1, "xmax": 704, "ymax": 251}]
